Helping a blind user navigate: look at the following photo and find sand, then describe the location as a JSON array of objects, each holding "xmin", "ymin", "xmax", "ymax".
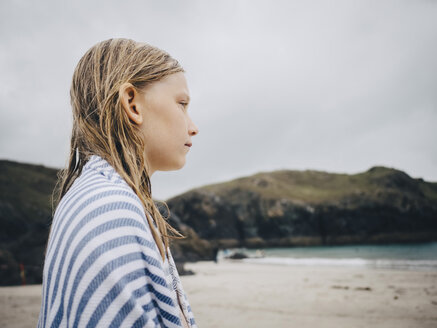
[
  {"xmin": 1, "ymin": 260, "xmax": 436, "ymax": 328},
  {"xmin": 0, "ymin": 284, "xmax": 42, "ymax": 328}
]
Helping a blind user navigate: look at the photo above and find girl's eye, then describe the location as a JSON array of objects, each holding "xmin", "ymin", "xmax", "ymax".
[{"xmin": 179, "ymin": 102, "xmax": 188, "ymax": 109}]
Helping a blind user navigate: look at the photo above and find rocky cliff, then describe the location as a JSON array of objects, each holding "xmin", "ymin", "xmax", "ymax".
[
  {"xmin": 0, "ymin": 160, "xmax": 56, "ymax": 285},
  {"xmin": 1, "ymin": 160, "xmax": 436, "ymax": 285},
  {"xmin": 0, "ymin": 160, "xmax": 211, "ymax": 286},
  {"xmin": 166, "ymin": 167, "xmax": 437, "ymax": 248}
]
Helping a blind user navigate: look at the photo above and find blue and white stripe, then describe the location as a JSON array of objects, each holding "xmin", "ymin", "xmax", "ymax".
[{"xmin": 38, "ymin": 155, "xmax": 197, "ymax": 327}]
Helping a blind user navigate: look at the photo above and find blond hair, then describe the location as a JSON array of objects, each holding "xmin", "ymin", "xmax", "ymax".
[{"xmin": 54, "ymin": 38, "xmax": 184, "ymax": 261}]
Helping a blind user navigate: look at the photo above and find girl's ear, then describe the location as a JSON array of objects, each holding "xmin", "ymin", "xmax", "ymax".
[{"xmin": 119, "ymin": 83, "xmax": 143, "ymax": 125}]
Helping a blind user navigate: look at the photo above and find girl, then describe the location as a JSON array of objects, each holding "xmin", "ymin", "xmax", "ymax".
[{"xmin": 38, "ymin": 38, "xmax": 199, "ymax": 328}]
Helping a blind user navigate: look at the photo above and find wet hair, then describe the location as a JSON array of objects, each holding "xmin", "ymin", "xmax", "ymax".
[{"xmin": 53, "ymin": 38, "xmax": 184, "ymax": 261}]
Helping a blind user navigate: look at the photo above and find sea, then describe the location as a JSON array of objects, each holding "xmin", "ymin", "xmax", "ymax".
[{"xmin": 225, "ymin": 242, "xmax": 437, "ymax": 271}]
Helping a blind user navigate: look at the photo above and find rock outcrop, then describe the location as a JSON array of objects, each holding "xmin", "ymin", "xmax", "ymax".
[
  {"xmin": 1, "ymin": 159, "xmax": 436, "ymax": 286},
  {"xmin": 0, "ymin": 160, "xmax": 211, "ymax": 286},
  {"xmin": 166, "ymin": 167, "xmax": 437, "ymax": 248}
]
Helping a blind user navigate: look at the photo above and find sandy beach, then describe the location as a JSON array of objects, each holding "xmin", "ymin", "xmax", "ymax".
[{"xmin": 1, "ymin": 260, "xmax": 436, "ymax": 328}]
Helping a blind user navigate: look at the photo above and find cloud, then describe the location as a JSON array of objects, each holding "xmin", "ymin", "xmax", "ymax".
[{"xmin": 1, "ymin": 0, "xmax": 436, "ymax": 200}]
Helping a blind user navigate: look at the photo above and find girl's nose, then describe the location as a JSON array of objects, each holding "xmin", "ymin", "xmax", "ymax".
[{"xmin": 188, "ymin": 118, "xmax": 199, "ymax": 136}]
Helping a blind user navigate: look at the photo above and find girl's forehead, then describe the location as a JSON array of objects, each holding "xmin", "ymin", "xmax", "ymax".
[{"xmin": 148, "ymin": 72, "xmax": 189, "ymax": 94}]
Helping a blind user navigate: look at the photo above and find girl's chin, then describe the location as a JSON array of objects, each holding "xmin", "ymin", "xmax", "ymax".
[{"xmin": 159, "ymin": 159, "xmax": 186, "ymax": 172}]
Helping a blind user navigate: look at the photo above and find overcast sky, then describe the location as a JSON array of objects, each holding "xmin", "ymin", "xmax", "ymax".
[{"xmin": 1, "ymin": 0, "xmax": 436, "ymax": 200}]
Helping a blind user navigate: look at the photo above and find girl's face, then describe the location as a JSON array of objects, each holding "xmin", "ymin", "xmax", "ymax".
[{"xmin": 135, "ymin": 72, "xmax": 199, "ymax": 175}]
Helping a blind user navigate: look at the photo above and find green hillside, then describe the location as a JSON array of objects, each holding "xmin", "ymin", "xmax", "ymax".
[
  {"xmin": 0, "ymin": 160, "xmax": 211, "ymax": 286},
  {"xmin": 167, "ymin": 166, "xmax": 437, "ymax": 248},
  {"xmin": 198, "ymin": 166, "xmax": 437, "ymax": 205}
]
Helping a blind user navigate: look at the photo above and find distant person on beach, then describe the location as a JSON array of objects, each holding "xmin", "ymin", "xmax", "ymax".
[
  {"xmin": 213, "ymin": 247, "xmax": 219, "ymax": 263},
  {"xmin": 38, "ymin": 39, "xmax": 199, "ymax": 327}
]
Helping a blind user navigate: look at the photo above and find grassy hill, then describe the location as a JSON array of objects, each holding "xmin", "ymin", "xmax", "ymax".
[
  {"xmin": 1, "ymin": 159, "xmax": 436, "ymax": 285},
  {"xmin": 198, "ymin": 166, "xmax": 437, "ymax": 205},
  {"xmin": 167, "ymin": 166, "xmax": 437, "ymax": 248},
  {"xmin": 0, "ymin": 160, "xmax": 211, "ymax": 286},
  {"xmin": 0, "ymin": 160, "xmax": 57, "ymax": 285}
]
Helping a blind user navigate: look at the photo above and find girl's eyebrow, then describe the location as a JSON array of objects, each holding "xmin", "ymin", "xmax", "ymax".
[{"xmin": 178, "ymin": 92, "xmax": 190, "ymax": 102}]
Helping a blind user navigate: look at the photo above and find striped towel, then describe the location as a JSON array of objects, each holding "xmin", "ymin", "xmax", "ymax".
[{"xmin": 38, "ymin": 155, "xmax": 198, "ymax": 327}]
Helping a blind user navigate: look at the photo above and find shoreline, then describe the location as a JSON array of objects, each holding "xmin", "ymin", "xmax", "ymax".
[
  {"xmin": 240, "ymin": 257, "xmax": 437, "ymax": 272},
  {"xmin": 1, "ymin": 261, "xmax": 437, "ymax": 328},
  {"xmin": 183, "ymin": 260, "xmax": 437, "ymax": 328}
]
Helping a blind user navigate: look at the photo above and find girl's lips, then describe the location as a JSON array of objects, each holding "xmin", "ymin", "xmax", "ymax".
[{"xmin": 185, "ymin": 142, "xmax": 192, "ymax": 147}]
